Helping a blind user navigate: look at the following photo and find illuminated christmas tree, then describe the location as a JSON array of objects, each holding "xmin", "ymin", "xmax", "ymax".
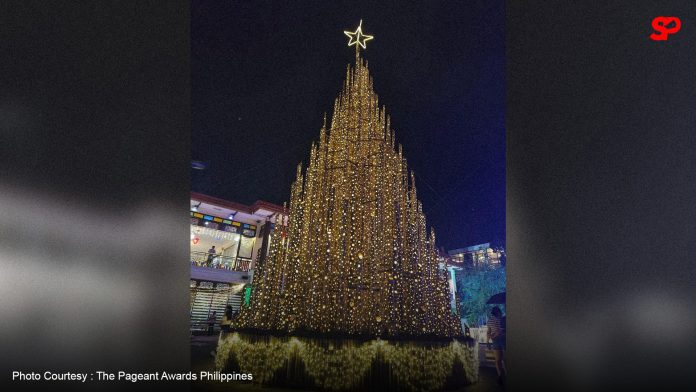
[{"xmin": 237, "ymin": 21, "xmax": 461, "ymax": 338}]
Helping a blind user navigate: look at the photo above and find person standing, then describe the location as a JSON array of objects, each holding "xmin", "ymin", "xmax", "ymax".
[
  {"xmin": 487, "ymin": 306, "xmax": 507, "ymax": 386},
  {"xmin": 221, "ymin": 305, "xmax": 234, "ymax": 332},
  {"xmin": 206, "ymin": 245, "xmax": 217, "ymax": 267},
  {"xmin": 207, "ymin": 311, "xmax": 217, "ymax": 335}
]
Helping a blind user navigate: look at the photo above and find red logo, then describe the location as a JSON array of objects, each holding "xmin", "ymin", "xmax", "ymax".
[{"xmin": 650, "ymin": 16, "xmax": 681, "ymax": 41}]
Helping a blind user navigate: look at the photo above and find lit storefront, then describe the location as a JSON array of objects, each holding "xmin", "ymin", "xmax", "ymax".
[
  {"xmin": 190, "ymin": 216, "xmax": 258, "ymax": 271},
  {"xmin": 448, "ymin": 243, "xmax": 505, "ymax": 269},
  {"xmin": 189, "ymin": 192, "xmax": 286, "ymax": 333}
]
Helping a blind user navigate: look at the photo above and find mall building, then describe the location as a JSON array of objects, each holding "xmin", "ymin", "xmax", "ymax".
[
  {"xmin": 447, "ymin": 243, "xmax": 505, "ymax": 269},
  {"xmin": 189, "ymin": 192, "xmax": 286, "ymax": 333}
]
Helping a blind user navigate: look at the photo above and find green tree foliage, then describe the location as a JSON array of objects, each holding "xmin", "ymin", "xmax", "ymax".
[{"xmin": 456, "ymin": 266, "xmax": 506, "ymax": 327}]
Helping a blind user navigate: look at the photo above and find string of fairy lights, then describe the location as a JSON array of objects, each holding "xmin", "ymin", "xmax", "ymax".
[
  {"xmin": 216, "ymin": 333, "xmax": 478, "ymax": 390},
  {"xmin": 234, "ymin": 21, "xmax": 461, "ymax": 339}
]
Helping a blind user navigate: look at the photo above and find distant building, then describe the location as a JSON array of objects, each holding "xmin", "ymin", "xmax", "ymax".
[
  {"xmin": 189, "ymin": 192, "xmax": 287, "ymax": 333},
  {"xmin": 448, "ymin": 243, "xmax": 505, "ymax": 270}
]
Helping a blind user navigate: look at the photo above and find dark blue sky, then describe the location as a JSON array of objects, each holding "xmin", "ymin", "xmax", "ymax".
[{"xmin": 191, "ymin": 0, "xmax": 504, "ymax": 250}]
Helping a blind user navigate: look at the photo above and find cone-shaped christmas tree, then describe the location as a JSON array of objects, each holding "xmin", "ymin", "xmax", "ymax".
[{"xmin": 236, "ymin": 22, "xmax": 461, "ymax": 338}]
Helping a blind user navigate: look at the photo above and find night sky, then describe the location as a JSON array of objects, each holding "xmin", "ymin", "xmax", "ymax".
[{"xmin": 192, "ymin": 1, "xmax": 504, "ymax": 250}]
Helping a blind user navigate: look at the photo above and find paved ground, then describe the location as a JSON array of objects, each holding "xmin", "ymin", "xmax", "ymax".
[{"xmin": 190, "ymin": 335, "xmax": 505, "ymax": 391}]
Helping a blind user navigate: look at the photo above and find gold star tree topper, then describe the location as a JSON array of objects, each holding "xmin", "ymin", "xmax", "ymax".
[{"xmin": 344, "ymin": 20, "xmax": 373, "ymax": 49}]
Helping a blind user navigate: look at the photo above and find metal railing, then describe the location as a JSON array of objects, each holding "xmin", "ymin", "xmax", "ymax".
[{"xmin": 190, "ymin": 251, "xmax": 252, "ymax": 272}]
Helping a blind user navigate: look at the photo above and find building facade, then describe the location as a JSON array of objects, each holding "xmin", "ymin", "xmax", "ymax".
[
  {"xmin": 448, "ymin": 243, "xmax": 505, "ymax": 270},
  {"xmin": 189, "ymin": 192, "xmax": 286, "ymax": 333}
]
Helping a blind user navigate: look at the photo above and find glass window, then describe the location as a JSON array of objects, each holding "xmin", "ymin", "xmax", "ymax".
[
  {"xmin": 222, "ymin": 234, "xmax": 241, "ymax": 259},
  {"xmin": 238, "ymin": 236, "xmax": 255, "ymax": 259}
]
